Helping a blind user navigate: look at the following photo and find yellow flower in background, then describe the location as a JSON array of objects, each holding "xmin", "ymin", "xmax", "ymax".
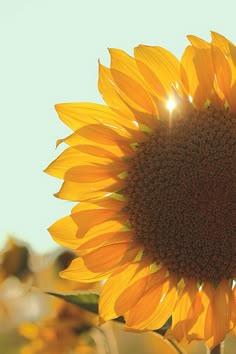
[
  {"xmin": 0, "ymin": 238, "xmax": 31, "ymax": 283},
  {"xmin": 19, "ymin": 301, "xmax": 97, "ymax": 354},
  {"xmin": 18, "ymin": 247, "xmax": 98, "ymax": 354},
  {"xmin": 46, "ymin": 32, "xmax": 236, "ymax": 349},
  {"xmin": 0, "ymin": 239, "xmax": 47, "ymax": 332}
]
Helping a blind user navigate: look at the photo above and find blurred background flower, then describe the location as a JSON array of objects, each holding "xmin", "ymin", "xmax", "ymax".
[
  {"xmin": 0, "ymin": 237, "xmax": 98, "ymax": 353},
  {"xmin": 0, "ymin": 238, "xmax": 47, "ymax": 331}
]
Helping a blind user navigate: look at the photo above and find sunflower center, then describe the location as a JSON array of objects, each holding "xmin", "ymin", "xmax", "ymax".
[{"xmin": 126, "ymin": 106, "xmax": 236, "ymax": 281}]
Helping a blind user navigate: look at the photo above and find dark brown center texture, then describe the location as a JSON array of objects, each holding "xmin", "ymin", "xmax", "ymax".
[{"xmin": 126, "ymin": 106, "xmax": 236, "ymax": 281}]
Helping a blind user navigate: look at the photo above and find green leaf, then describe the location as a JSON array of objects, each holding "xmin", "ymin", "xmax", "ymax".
[
  {"xmin": 46, "ymin": 292, "xmax": 171, "ymax": 333},
  {"xmin": 46, "ymin": 292, "xmax": 99, "ymax": 314},
  {"xmin": 46, "ymin": 291, "xmax": 126, "ymax": 324}
]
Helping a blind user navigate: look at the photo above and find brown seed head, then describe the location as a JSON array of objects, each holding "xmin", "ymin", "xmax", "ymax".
[{"xmin": 126, "ymin": 106, "xmax": 236, "ymax": 282}]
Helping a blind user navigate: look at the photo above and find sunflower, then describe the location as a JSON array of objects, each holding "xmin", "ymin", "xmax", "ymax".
[{"xmin": 45, "ymin": 32, "xmax": 236, "ymax": 349}]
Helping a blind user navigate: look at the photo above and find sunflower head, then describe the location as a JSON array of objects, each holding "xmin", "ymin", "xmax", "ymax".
[{"xmin": 46, "ymin": 32, "xmax": 236, "ymax": 349}]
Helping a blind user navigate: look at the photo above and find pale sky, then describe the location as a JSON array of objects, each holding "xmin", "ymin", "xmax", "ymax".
[{"xmin": 1, "ymin": 0, "xmax": 236, "ymax": 252}]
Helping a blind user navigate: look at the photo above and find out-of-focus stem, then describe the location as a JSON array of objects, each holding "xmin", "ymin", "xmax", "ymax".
[
  {"xmin": 102, "ymin": 323, "xmax": 119, "ymax": 354},
  {"xmin": 167, "ymin": 339, "xmax": 186, "ymax": 354},
  {"xmin": 90, "ymin": 327, "xmax": 110, "ymax": 354}
]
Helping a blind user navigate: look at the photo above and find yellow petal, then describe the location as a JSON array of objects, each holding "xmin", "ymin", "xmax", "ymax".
[
  {"xmin": 48, "ymin": 215, "xmax": 79, "ymax": 249},
  {"xmin": 134, "ymin": 45, "xmax": 181, "ymax": 96},
  {"xmin": 81, "ymin": 197, "xmax": 126, "ymax": 211},
  {"xmin": 188, "ymin": 35, "xmax": 210, "ymax": 49},
  {"xmin": 110, "ymin": 68, "xmax": 158, "ymax": 115},
  {"xmin": 75, "ymin": 123, "xmax": 135, "ymax": 146},
  {"xmin": 45, "ymin": 146, "xmax": 125, "ymax": 180},
  {"xmin": 78, "ymin": 230, "xmax": 133, "ymax": 253},
  {"xmin": 135, "ymin": 59, "xmax": 167, "ymax": 99},
  {"xmin": 181, "ymin": 46, "xmax": 214, "ymax": 108},
  {"xmin": 211, "ymin": 32, "xmax": 236, "ymax": 111},
  {"xmin": 170, "ymin": 280, "xmax": 199, "ymax": 341},
  {"xmin": 109, "ymin": 48, "xmax": 154, "ymax": 94},
  {"xmin": 187, "ymin": 282, "xmax": 215, "ymax": 342},
  {"xmin": 55, "ymin": 178, "xmax": 123, "ymax": 201},
  {"xmin": 211, "ymin": 44, "xmax": 232, "ymax": 104},
  {"xmin": 57, "ymin": 133, "xmax": 135, "ymax": 158},
  {"xmin": 82, "ymin": 242, "xmax": 133, "ymax": 272},
  {"xmin": 205, "ymin": 280, "xmax": 233, "ymax": 349},
  {"xmin": 76, "ymin": 218, "xmax": 129, "ymax": 247},
  {"xmin": 49, "ymin": 210, "xmax": 127, "ymax": 250},
  {"xmin": 99, "ymin": 259, "xmax": 153, "ymax": 320},
  {"xmin": 55, "ymin": 102, "xmax": 135, "ymax": 131},
  {"xmin": 230, "ymin": 285, "xmax": 236, "ymax": 329},
  {"xmin": 60, "ymin": 257, "xmax": 112, "ymax": 282},
  {"xmin": 114, "ymin": 269, "xmax": 168, "ymax": 317},
  {"xmin": 191, "ymin": 49, "xmax": 215, "ymax": 104},
  {"xmin": 125, "ymin": 274, "xmax": 177, "ymax": 330},
  {"xmin": 45, "ymin": 146, "xmax": 126, "ymax": 182},
  {"xmin": 109, "ymin": 52, "xmax": 166, "ymax": 122},
  {"xmin": 70, "ymin": 197, "xmax": 126, "ymax": 214},
  {"xmin": 98, "ymin": 63, "xmax": 134, "ymax": 117},
  {"xmin": 72, "ymin": 144, "xmax": 122, "ymax": 160},
  {"xmin": 69, "ymin": 209, "xmax": 119, "ymax": 238},
  {"xmin": 211, "ymin": 31, "xmax": 236, "ymax": 72},
  {"xmin": 99, "ymin": 64, "xmax": 160, "ymax": 130},
  {"xmin": 71, "ymin": 164, "xmax": 122, "ymax": 182},
  {"xmin": 60, "ymin": 243, "xmax": 137, "ymax": 282}
]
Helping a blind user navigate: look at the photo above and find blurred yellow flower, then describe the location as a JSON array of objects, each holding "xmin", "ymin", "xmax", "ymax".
[
  {"xmin": 18, "ymin": 247, "xmax": 99, "ymax": 354},
  {"xmin": 46, "ymin": 32, "xmax": 236, "ymax": 349},
  {"xmin": 0, "ymin": 239, "xmax": 48, "ymax": 331},
  {"xmin": 0, "ymin": 238, "xmax": 31, "ymax": 282},
  {"xmin": 19, "ymin": 301, "xmax": 97, "ymax": 354}
]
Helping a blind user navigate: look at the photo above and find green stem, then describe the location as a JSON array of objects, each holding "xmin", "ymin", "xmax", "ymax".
[
  {"xmin": 91, "ymin": 327, "xmax": 111, "ymax": 354},
  {"xmin": 167, "ymin": 339, "xmax": 186, "ymax": 354}
]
